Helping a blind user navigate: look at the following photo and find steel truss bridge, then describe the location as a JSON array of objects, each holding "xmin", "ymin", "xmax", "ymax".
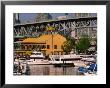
[{"xmin": 14, "ymin": 17, "xmax": 97, "ymax": 39}]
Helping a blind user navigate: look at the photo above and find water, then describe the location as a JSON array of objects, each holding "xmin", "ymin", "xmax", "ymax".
[{"xmin": 29, "ymin": 65, "xmax": 79, "ymax": 75}]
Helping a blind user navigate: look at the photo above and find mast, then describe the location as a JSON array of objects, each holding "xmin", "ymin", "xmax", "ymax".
[{"xmin": 52, "ymin": 31, "xmax": 53, "ymax": 55}]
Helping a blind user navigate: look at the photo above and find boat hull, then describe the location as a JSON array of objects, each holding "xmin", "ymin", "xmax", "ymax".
[{"xmin": 49, "ymin": 61, "xmax": 75, "ymax": 67}]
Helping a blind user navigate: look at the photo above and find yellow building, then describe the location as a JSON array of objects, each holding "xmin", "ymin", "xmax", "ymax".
[{"xmin": 18, "ymin": 34, "xmax": 66, "ymax": 55}]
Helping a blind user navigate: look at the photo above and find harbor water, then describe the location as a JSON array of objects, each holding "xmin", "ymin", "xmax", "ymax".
[{"xmin": 29, "ymin": 65, "xmax": 79, "ymax": 75}]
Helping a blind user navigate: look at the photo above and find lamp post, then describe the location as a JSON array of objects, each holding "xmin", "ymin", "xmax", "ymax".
[{"xmin": 51, "ymin": 30, "xmax": 53, "ymax": 55}]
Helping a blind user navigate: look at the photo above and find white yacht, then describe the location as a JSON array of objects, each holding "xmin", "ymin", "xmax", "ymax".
[
  {"xmin": 49, "ymin": 53, "xmax": 82, "ymax": 66},
  {"xmin": 26, "ymin": 51, "xmax": 48, "ymax": 65},
  {"xmin": 30, "ymin": 51, "xmax": 45, "ymax": 59},
  {"xmin": 81, "ymin": 55, "xmax": 96, "ymax": 62}
]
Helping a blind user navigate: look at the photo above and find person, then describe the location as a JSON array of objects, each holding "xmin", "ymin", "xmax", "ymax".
[
  {"xmin": 18, "ymin": 62, "xmax": 22, "ymax": 74},
  {"xmin": 13, "ymin": 63, "xmax": 18, "ymax": 73}
]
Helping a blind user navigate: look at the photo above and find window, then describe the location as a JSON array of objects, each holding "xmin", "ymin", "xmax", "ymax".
[
  {"xmin": 35, "ymin": 53, "xmax": 41, "ymax": 55},
  {"xmin": 42, "ymin": 45, "xmax": 46, "ymax": 49},
  {"xmin": 55, "ymin": 59, "xmax": 59, "ymax": 61},
  {"xmin": 47, "ymin": 45, "xmax": 50, "ymax": 49},
  {"xmin": 54, "ymin": 45, "xmax": 57, "ymax": 49}
]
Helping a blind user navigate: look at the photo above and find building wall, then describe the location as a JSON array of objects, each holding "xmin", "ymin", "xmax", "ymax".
[
  {"xmin": 15, "ymin": 34, "xmax": 66, "ymax": 56},
  {"xmin": 74, "ymin": 13, "xmax": 91, "ymax": 18}
]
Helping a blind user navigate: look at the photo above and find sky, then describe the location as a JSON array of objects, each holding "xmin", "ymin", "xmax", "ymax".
[{"xmin": 18, "ymin": 13, "xmax": 97, "ymax": 23}]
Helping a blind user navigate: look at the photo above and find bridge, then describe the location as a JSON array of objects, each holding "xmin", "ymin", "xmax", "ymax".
[{"xmin": 14, "ymin": 17, "xmax": 97, "ymax": 39}]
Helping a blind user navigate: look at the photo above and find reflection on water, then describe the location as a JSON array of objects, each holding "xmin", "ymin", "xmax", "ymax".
[{"xmin": 29, "ymin": 65, "xmax": 78, "ymax": 75}]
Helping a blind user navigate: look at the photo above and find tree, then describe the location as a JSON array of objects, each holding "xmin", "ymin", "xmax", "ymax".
[
  {"xmin": 61, "ymin": 37, "xmax": 75, "ymax": 54},
  {"xmin": 76, "ymin": 35, "xmax": 91, "ymax": 54},
  {"xmin": 14, "ymin": 43, "xmax": 20, "ymax": 50}
]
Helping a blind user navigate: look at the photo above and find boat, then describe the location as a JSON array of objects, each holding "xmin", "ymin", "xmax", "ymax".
[
  {"xmin": 49, "ymin": 54, "xmax": 82, "ymax": 67},
  {"xmin": 30, "ymin": 51, "xmax": 45, "ymax": 59},
  {"xmin": 25, "ymin": 51, "xmax": 49, "ymax": 65},
  {"xmin": 81, "ymin": 55, "xmax": 96, "ymax": 62}
]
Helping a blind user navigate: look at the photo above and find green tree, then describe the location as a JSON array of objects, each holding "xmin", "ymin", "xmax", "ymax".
[
  {"xmin": 76, "ymin": 35, "xmax": 90, "ymax": 54},
  {"xmin": 14, "ymin": 43, "xmax": 20, "ymax": 50},
  {"xmin": 61, "ymin": 37, "xmax": 75, "ymax": 54}
]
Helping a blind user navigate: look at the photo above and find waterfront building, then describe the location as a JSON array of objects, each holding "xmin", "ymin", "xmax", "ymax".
[
  {"xmin": 74, "ymin": 13, "xmax": 91, "ymax": 18},
  {"xmin": 57, "ymin": 16, "xmax": 67, "ymax": 20},
  {"xmin": 15, "ymin": 34, "xmax": 66, "ymax": 56},
  {"xmin": 36, "ymin": 13, "xmax": 52, "ymax": 22},
  {"xmin": 72, "ymin": 13, "xmax": 97, "ymax": 38}
]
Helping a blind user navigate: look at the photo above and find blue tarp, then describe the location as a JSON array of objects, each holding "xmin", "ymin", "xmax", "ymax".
[
  {"xmin": 78, "ymin": 67, "xmax": 88, "ymax": 73},
  {"xmin": 88, "ymin": 63, "xmax": 97, "ymax": 71},
  {"xmin": 78, "ymin": 63, "xmax": 97, "ymax": 73}
]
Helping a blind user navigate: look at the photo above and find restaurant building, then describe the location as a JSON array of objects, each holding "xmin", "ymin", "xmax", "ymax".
[{"xmin": 15, "ymin": 34, "xmax": 66, "ymax": 56}]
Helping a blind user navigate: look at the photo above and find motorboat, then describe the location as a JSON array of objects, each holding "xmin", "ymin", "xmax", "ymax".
[
  {"xmin": 25, "ymin": 51, "xmax": 48, "ymax": 64},
  {"xmin": 81, "ymin": 55, "xmax": 96, "ymax": 62},
  {"xmin": 49, "ymin": 54, "xmax": 82, "ymax": 66},
  {"xmin": 30, "ymin": 51, "xmax": 45, "ymax": 59}
]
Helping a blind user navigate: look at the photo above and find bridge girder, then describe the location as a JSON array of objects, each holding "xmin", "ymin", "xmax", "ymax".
[{"xmin": 14, "ymin": 17, "xmax": 97, "ymax": 38}]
